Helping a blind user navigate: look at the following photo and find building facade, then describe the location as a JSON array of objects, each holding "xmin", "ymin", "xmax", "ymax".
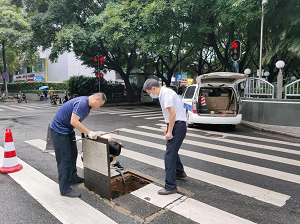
[{"xmin": 13, "ymin": 49, "xmax": 116, "ymax": 82}]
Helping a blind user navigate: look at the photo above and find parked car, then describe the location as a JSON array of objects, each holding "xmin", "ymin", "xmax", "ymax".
[{"xmin": 181, "ymin": 72, "xmax": 247, "ymax": 129}]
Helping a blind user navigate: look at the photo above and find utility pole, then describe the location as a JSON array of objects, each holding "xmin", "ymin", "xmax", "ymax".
[{"xmin": 2, "ymin": 40, "xmax": 8, "ymax": 96}]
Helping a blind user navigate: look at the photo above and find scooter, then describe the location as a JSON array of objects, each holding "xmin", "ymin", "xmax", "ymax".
[
  {"xmin": 50, "ymin": 94, "xmax": 59, "ymax": 105},
  {"xmin": 15, "ymin": 93, "xmax": 28, "ymax": 103},
  {"xmin": 62, "ymin": 92, "xmax": 70, "ymax": 104}
]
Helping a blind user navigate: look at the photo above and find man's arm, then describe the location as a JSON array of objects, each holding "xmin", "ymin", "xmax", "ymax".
[
  {"xmin": 70, "ymin": 113, "xmax": 90, "ymax": 134},
  {"xmin": 166, "ymin": 106, "xmax": 176, "ymax": 140}
]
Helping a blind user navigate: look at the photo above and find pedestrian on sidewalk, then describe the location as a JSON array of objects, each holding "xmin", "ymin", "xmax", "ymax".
[
  {"xmin": 50, "ymin": 92, "xmax": 107, "ymax": 198},
  {"xmin": 143, "ymin": 79, "xmax": 187, "ymax": 195}
]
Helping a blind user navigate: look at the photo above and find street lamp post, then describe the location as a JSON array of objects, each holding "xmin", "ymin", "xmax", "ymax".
[
  {"xmin": 244, "ymin": 69, "xmax": 251, "ymax": 97},
  {"xmin": 258, "ymin": 0, "xmax": 268, "ymax": 79},
  {"xmin": 276, "ymin": 60, "xmax": 285, "ymax": 99}
]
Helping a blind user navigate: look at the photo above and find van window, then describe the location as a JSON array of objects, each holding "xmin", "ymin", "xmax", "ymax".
[{"xmin": 184, "ymin": 86, "xmax": 196, "ymax": 99}]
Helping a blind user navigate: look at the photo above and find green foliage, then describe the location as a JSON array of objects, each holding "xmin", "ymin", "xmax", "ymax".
[
  {"xmin": 0, "ymin": 0, "xmax": 39, "ymax": 75},
  {"xmin": 67, "ymin": 75, "xmax": 125, "ymax": 97},
  {"xmin": 7, "ymin": 82, "xmax": 67, "ymax": 93}
]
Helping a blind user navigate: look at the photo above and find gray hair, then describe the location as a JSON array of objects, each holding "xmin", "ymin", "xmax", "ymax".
[
  {"xmin": 143, "ymin": 79, "xmax": 160, "ymax": 91},
  {"xmin": 92, "ymin": 92, "xmax": 107, "ymax": 102}
]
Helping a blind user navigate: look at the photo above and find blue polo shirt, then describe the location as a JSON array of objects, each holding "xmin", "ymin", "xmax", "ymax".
[{"xmin": 50, "ymin": 96, "xmax": 91, "ymax": 134}]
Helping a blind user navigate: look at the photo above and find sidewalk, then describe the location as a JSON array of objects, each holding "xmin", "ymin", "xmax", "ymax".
[{"xmin": 241, "ymin": 120, "xmax": 300, "ymax": 139}]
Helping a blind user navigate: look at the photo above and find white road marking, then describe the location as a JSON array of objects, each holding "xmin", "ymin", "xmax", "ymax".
[
  {"xmin": 116, "ymin": 128, "xmax": 300, "ymax": 184},
  {"xmin": 131, "ymin": 112, "xmax": 162, "ymax": 118},
  {"xmin": 8, "ymin": 105, "xmax": 35, "ymax": 110},
  {"xmin": 118, "ymin": 147, "xmax": 289, "ymax": 207},
  {"xmin": 140, "ymin": 125, "xmax": 300, "ymax": 156},
  {"xmin": 24, "ymin": 136, "xmax": 291, "ymax": 207},
  {"xmin": 120, "ymin": 111, "xmax": 162, "ymax": 116},
  {"xmin": 170, "ymin": 197, "xmax": 255, "ymax": 224},
  {"xmin": 0, "ymin": 146, "xmax": 116, "ymax": 224},
  {"xmin": 123, "ymin": 127, "xmax": 300, "ymax": 167},
  {"xmin": 0, "ymin": 105, "xmax": 20, "ymax": 111},
  {"xmin": 131, "ymin": 183, "xmax": 182, "ymax": 207},
  {"xmin": 155, "ymin": 123, "xmax": 300, "ymax": 148},
  {"xmin": 132, "ymin": 184, "xmax": 255, "ymax": 223},
  {"xmin": 145, "ymin": 116, "xmax": 164, "ymax": 120}
]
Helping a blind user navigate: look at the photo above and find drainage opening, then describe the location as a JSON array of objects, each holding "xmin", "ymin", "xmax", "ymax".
[{"xmin": 111, "ymin": 171, "xmax": 152, "ymax": 199}]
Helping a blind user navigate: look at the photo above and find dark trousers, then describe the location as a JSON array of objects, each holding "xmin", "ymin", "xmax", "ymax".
[
  {"xmin": 50, "ymin": 129, "xmax": 78, "ymax": 194},
  {"xmin": 165, "ymin": 122, "xmax": 187, "ymax": 191}
]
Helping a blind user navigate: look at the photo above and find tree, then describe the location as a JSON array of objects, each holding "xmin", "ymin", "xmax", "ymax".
[{"xmin": 0, "ymin": 0, "xmax": 39, "ymax": 77}]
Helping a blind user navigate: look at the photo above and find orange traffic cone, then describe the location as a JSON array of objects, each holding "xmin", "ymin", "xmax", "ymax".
[
  {"xmin": 0, "ymin": 128, "xmax": 23, "ymax": 174},
  {"xmin": 199, "ymin": 92, "xmax": 208, "ymax": 113}
]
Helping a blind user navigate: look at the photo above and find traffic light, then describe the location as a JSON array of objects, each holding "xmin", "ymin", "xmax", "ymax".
[
  {"xmin": 95, "ymin": 73, "xmax": 99, "ymax": 78},
  {"xmin": 100, "ymin": 73, "xmax": 104, "ymax": 79},
  {"xmin": 93, "ymin": 56, "xmax": 99, "ymax": 70},
  {"xmin": 231, "ymin": 40, "xmax": 241, "ymax": 61},
  {"xmin": 99, "ymin": 57, "xmax": 105, "ymax": 70}
]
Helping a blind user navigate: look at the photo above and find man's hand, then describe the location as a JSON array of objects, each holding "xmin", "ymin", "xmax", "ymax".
[
  {"xmin": 164, "ymin": 127, "xmax": 168, "ymax": 136},
  {"xmin": 165, "ymin": 132, "xmax": 173, "ymax": 140},
  {"xmin": 87, "ymin": 131, "xmax": 98, "ymax": 140}
]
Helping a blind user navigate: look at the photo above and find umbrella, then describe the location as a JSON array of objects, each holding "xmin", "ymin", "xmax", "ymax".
[{"xmin": 39, "ymin": 86, "xmax": 49, "ymax": 90}]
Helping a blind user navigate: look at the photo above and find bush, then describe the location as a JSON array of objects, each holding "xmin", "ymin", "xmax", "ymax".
[{"xmin": 67, "ymin": 75, "xmax": 125, "ymax": 97}]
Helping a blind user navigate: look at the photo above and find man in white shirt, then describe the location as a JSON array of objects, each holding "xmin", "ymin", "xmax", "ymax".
[{"xmin": 143, "ymin": 79, "xmax": 187, "ymax": 195}]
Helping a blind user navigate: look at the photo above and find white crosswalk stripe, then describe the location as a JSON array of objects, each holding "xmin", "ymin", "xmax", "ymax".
[
  {"xmin": 155, "ymin": 123, "xmax": 300, "ymax": 148},
  {"xmin": 118, "ymin": 127, "xmax": 300, "ymax": 184},
  {"xmin": 0, "ymin": 146, "xmax": 116, "ymax": 224},
  {"xmin": 123, "ymin": 127, "xmax": 300, "ymax": 167},
  {"xmin": 0, "ymin": 105, "xmax": 20, "ymax": 111},
  {"xmin": 132, "ymin": 184, "xmax": 255, "ymax": 224}
]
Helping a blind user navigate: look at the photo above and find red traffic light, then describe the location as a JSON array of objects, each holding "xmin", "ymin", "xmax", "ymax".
[
  {"xmin": 100, "ymin": 73, "xmax": 104, "ymax": 78},
  {"xmin": 100, "ymin": 57, "xmax": 104, "ymax": 62},
  {"xmin": 95, "ymin": 74, "xmax": 99, "ymax": 78},
  {"xmin": 93, "ymin": 57, "xmax": 98, "ymax": 62},
  {"xmin": 231, "ymin": 41, "xmax": 238, "ymax": 48}
]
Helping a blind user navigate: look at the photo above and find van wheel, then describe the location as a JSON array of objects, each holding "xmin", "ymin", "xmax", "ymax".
[
  {"xmin": 186, "ymin": 110, "xmax": 194, "ymax": 128},
  {"xmin": 227, "ymin": 125, "xmax": 236, "ymax": 130}
]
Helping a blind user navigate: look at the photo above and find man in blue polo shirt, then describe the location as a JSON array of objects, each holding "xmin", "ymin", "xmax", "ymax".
[{"xmin": 50, "ymin": 92, "xmax": 107, "ymax": 198}]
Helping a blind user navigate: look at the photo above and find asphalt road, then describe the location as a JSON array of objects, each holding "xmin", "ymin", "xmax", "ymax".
[{"xmin": 0, "ymin": 100, "xmax": 300, "ymax": 224}]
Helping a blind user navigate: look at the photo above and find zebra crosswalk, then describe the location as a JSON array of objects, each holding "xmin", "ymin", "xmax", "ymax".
[{"xmin": 1, "ymin": 107, "xmax": 300, "ymax": 223}]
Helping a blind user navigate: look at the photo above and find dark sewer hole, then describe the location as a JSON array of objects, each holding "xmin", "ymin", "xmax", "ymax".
[{"xmin": 111, "ymin": 172, "xmax": 152, "ymax": 199}]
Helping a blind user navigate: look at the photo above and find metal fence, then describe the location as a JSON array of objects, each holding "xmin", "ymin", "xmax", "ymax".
[
  {"xmin": 244, "ymin": 77, "xmax": 274, "ymax": 98},
  {"xmin": 285, "ymin": 79, "xmax": 300, "ymax": 99}
]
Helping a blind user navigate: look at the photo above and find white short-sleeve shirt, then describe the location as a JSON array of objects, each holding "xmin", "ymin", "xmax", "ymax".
[{"xmin": 158, "ymin": 86, "xmax": 187, "ymax": 123}]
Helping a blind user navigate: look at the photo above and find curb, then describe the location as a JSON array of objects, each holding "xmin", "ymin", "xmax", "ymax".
[{"xmin": 241, "ymin": 121, "xmax": 300, "ymax": 140}]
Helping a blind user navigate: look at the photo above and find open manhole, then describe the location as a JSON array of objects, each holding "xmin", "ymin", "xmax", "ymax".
[{"xmin": 111, "ymin": 171, "xmax": 152, "ymax": 199}]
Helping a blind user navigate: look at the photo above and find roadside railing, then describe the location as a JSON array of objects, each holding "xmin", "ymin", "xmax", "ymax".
[
  {"xmin": 285, "ymin": 79, "xmax": 300, "ymax": 99},
  {"xmin": 244, "ymin": 77, "xmax": 274, "ymax": 99}
]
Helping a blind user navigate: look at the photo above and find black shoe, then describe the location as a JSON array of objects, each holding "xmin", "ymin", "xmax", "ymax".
[
  {"xmin": 61, "ymin": 189, "xmax": 81, "ymax": 198},
  {"xmin": 176, "ymin": 171, "xmax": 187, "ymax": 179},
  {"xmin": 112, "ymin": 161, "xmax": 124, "ymax": 169},
  {"xmin": 71, "ymin": 176, "xmax": 84, "ymax": 184}
]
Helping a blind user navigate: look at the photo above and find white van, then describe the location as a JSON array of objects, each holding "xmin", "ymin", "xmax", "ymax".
[{"xmin": 181, "ymin": 72, "xmax": 247, "ymax": 129}]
